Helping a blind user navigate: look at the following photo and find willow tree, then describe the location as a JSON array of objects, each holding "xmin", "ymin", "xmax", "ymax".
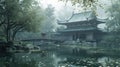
[{"xmin": 0, "ymin": 0, "xmax": 44, "ymax": 42}]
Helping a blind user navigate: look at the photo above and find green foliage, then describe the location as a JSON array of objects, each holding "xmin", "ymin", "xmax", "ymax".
[
  {"xmin": 100, "ymin": 32, "xmax": 120, "ymax": 48},
  {"xmin": 0, "ymin": 57, "xmax": 37, "ymax": 67},
  {"xmin": 106, "ymin": 60, "xmax": 120, "ymax": 67},
  {"xmin": 59, "ymin": 0, "xmax": 98, "ymax": 6},
  {"xmin": 60, "ymin": 58, "xmax": 102, "ymax": 67},
  {"xmin": 106, "ymin": 0, "xmax": 120, "ymax": 32},
  {"xmin": 59, "ymin": 0, "xmax": 100, "ymax": 15},
  {"xmin": 0, "ymin": 0, "xmax": 44, "ymax": 41},
  {"xmin": 60, "ymin": 57, "xmax": 120, "ymax": 67},
  {"xmin": 0, "ymin": 35, "xmax": 6, "ymax": 42},
  {"xmin": 41, "ymin": 5, "xmax": 57, "ymax": 32}
]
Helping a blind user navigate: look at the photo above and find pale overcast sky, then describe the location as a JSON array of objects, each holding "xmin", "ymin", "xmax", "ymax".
[
  {"xmin": 39, "ymin": 0, "xmax": 111, "ymax": 19},
  {"xmin": 38, "ymin": 0, "xmax": 111, "ymax": 29}
]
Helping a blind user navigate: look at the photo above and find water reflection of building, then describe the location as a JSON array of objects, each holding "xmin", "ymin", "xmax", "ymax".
[{"xmin": 54, "ymin": 11, "xmax": 106, "ymax": 42}]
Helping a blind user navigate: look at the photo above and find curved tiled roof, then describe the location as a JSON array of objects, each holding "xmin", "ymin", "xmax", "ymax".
[
  {"xmin": 68, "ymin": 11, "xmax": 96, "ymax": 22},
  {"xmin": 57, "ymin": 11, "xmax": 106, "ymax": 25}
]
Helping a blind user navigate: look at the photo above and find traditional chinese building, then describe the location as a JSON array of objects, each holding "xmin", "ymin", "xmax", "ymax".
[{"xmin": 55, "ymin": 11, "xmax": 106, "ymax": 42}]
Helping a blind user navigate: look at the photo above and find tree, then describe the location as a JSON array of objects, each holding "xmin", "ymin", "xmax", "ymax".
[
  {"xmin": 106, "ymin": 0, "xmax": 120, "ymax": 32},
  {"xmin": 100, "ymin": 31, "xmax": 120, "ymax": 48},
  {"xmin": 59, "ymin": 0, "xmax": 99, "ymax": 11},
  {"xmin": 59, "ymin": 0, "xmax": 98, "ymax": 5},
  {"xmin": 100, "ymin": 0, "xmax": 120, "ymax": 48},
  {"xmin": 0, "ymin": 0, "xmax": 44, "ymax": 42},
  {"xmin": 40, "ymin": 5, "xmax": 57, "ymax": 33}
]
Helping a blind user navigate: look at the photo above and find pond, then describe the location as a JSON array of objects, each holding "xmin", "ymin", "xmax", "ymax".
[
  {"xmin": 1, "ymin": 44, "xmax": 120, "ymax": 67},
  {"xmin": 13, "ymin": 52, "xmax": 120, "ymax": 67}
]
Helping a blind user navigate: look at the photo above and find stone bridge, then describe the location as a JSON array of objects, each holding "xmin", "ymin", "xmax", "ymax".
[{"xmin": 21, "ymin": 38, "xmax": 64, "ymax": 45}]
